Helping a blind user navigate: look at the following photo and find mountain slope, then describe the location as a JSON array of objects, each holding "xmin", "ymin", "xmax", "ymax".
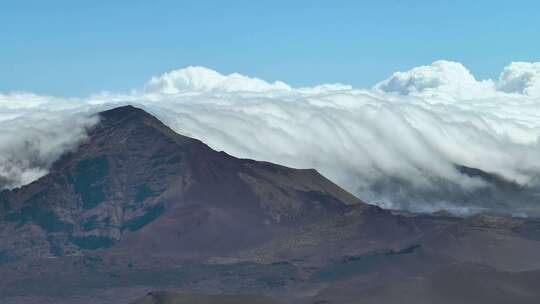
[
  {"xmin": 2, "ymin": 106, "xmax": 540, "ymax": 304},
  {"xmin": 0, "ymin": 105, "xmax": 364, "ymax": 259}
]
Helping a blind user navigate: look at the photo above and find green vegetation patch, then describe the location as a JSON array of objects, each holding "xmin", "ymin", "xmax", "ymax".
[
  {"xmin": 134, "ymin": 184, "xmax": 156, "ymax": 203},
  {"xmin": 47, "ymin": 236, "xmax": 64, "ymax": 256},
  {"xmin": 70, "ymin": 235, "xmax": 117, "ymax": 250},
  {"xmin": 5, "ymin": 192, "xmax": 74, "ymax": 232},
  {"xmin": 81, "ymin": 215, "xmax": 99, "ymax": 231},
  {"xmin": 81, "ymin": 215, "xmax": 111, "ymax": 231},
  {"xmin": 0, "ymin": 193, "xmax": 10, "ymax": 213},
  {"xmin": 73, "ymin": 156, "xmax": 109, "ymax": 209},
  {"xmin": 0, "ymin": 250, "xmax": 8, "ymax": 265}
]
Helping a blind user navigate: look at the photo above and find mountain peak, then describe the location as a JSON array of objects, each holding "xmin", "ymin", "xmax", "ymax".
[
  {"xmin": 0, "ymin": 106, "xmax": 364, "ymax": 259},
  {"xmin": 94, "ymin": 105, "xmax": 185, "ymax": 142},
  {"xmin": 98, "ymin": 105, "xmax": 155, "ymax": 123},
  {"xmin": 93, "ymin": 105, "xmax": 196, "ymax": 147}
]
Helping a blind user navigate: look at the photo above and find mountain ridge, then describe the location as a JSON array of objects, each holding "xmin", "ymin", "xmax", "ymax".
[
  {"xmin": 2, "ymin": 106, "xmax": 540, "ymax": 304},
  {"xmin": 0, "ymin": 105, "xmax": 366, "ymax": 260}
]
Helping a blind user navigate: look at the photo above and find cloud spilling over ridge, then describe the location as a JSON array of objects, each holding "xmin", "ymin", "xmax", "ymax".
[
  {"xmin": 0, "ymin": 94, "xmax": 98, "ymax": 189},
  {"xmin": 3, "ymin": 61, "xmax": 540, "ymax": 216}
]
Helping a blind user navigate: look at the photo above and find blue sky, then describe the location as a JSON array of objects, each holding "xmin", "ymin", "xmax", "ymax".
[{"xmin": 1, "ymin": 0, "xmax": 539, "ymax": 96}]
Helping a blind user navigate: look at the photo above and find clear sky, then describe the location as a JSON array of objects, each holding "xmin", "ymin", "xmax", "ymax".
[{"xmin": 1, "ymin": 0, "xmax": 539, "ymax": 96}]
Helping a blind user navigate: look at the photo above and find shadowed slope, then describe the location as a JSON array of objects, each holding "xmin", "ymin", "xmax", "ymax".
[{"xmin": 0, "ymin": 105, "xmax": 365, "ymax": 259}]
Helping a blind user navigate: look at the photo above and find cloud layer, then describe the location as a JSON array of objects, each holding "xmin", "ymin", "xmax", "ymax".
[
  {"xmin": 3, "ymin": 61, "xmax": 540, "ymax": 216},
  {"xmin": 0, "ymin": 94, "xmax": 98, "ymax": 189}
]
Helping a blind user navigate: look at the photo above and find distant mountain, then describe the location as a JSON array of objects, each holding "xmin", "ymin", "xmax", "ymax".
[{"xmin": 1, "ymin": 106, "xmax": 540, "ymax": 304}]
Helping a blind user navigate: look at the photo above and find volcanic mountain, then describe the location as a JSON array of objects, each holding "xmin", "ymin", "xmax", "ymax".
[
  {"xmin": 1, "ymin": 106, "xmax": 540, "ymax": 304},
  {"xmin": 0, "ymin": 105, "xmax": 363, "ymax": 260}
]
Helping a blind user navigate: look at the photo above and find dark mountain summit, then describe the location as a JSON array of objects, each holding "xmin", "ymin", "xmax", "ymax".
[
  {"xmin": 1, "ymin": 106, "xmax": 540, "ymax": 304},
  {"xmin": 0, "ymin": 105, "xmax": 363, "ymax": 259}
]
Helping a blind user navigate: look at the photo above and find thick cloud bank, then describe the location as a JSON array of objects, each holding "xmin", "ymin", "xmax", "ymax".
[
  {"xmin": 3, "ymin": 61, "xmax": 540, "ymax": 216},
  {"xmin": 0, "ymin": 94, "xmax": 99, "ymax": 189}
]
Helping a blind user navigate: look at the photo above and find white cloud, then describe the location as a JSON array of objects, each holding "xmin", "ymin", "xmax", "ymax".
[
  {"xmin": 375, "ymin": 60, "xmax": 540, "ymax": 99},
  {"xmin": 143, "ymin": 66, "xmax": 291, "ymax": 94},
  {"xmin": 3, "ymin": 61, "xmax": 540, "ymax": 216},
  {"xmin": 0, "ymin": 94, "xmax": 98, "ymax": 189},
  {"xmin": 374, "ymin": 60, "xmax": 496, "ymax": 100},
  {"xmin": 498, "ymin": 62, "xmax": 540, "ymax": 96}
]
